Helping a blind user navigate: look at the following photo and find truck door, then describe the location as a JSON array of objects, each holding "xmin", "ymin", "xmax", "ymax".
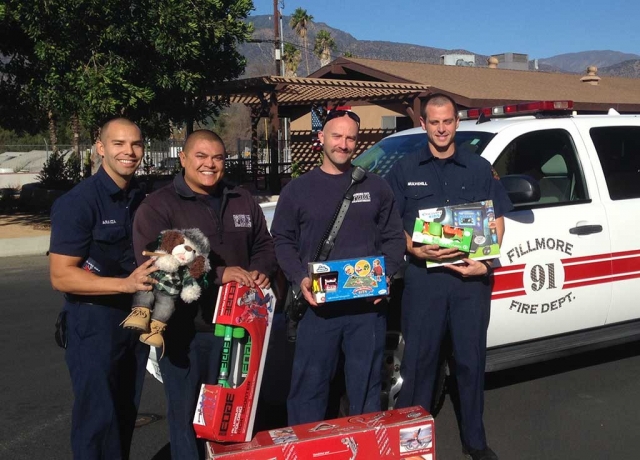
[
  {"xmin": 485, "ymin": 124, "xmax": 612, "ymax": 348},
  {"xmin": 587, "ymin": 125, "xmax": 640, "ymax": 324}
]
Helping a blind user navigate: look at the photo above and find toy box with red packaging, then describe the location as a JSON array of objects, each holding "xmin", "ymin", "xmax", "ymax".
[
  {"xmin": 205, "ymin": 406, "xmax": 435, "ymax": 459},
  {"xmin": 193, "ymin": 282, "xmax": 275, "ymax": 443}
]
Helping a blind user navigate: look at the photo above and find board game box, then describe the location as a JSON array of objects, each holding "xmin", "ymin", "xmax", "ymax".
[
  {"xmin": 416, "ymin": 200, "xmax": 500, "ymax": 267},
  {"xmin": 309, "ymin": 256, "xmax": 388, "ymax": 303},
  {"xmin": 205, "ymin": 406, "xmax": 435, "ymax": 459},
  {"xmin": 193, "ymin": 282, "xmax": 275, "ymax": 443}
]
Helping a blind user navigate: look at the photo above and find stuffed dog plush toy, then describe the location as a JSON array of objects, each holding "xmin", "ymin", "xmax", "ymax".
[{"xmin": 122, "ymin": 228, "xmax": 211, "ymax": 354}]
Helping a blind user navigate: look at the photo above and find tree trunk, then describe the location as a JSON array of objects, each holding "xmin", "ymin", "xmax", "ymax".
[
  {"xmin": 304, "ymin": 37, "xmax": 310, "ymax": 75},
  {"xmin": 48, "ymin": 110, "xmax": 58, "ymax": 154},
  {"xmin": 185, "ymin": 97, "xmax": 194, "ymax": 136},
  {"xmin": 71, "ymin": 113, "xmax": 80, "ymax": 158}
]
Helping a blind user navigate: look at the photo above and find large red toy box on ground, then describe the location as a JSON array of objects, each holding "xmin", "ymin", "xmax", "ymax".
[
  {"xmin": 193, "ymin": 282, "xmax": 275, "ymax": 443},
  {"xmin": 205, "ymin": 406, "xmax": 435, "ymax": 459}
]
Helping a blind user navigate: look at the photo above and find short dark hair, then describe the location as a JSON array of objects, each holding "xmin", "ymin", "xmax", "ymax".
[
  {"xmin": 420, "ymin": 93, "xmax": 459, "ymax": 120},
  {"xmin": 99, "ymin": 118, "xmax": 140, "ymax": 142},
  {"xmin": 183, "ymin": 129, "xmax": 226, "ymax": 154}
]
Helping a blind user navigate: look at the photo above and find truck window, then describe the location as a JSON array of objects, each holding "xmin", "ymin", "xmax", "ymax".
[
  {"xmin": 590, "ymin": 127, "xmax": 640, "ymax": 201},
  {"xmin": 493, "ymin": 129, "xmax": 587, "ymax": 207},
  {"xmin": 353, "ymin": 131, "xmax": 494, "ymax": 179}
]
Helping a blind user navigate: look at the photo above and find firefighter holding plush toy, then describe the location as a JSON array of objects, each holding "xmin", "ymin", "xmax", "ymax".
[{"xmin": 122, "ymin": 228, "xmax": 211, "ymax": 353}]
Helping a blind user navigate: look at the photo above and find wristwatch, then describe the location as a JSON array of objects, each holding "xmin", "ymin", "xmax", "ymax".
[{"xmin": 479, "ymin": 260, "xmax": 494, "ymax": 278}]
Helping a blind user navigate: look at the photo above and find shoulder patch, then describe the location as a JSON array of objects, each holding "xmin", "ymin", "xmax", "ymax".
[{"xmin": 491, "ymin": 166, "xmax": 501, "ymax": 180}]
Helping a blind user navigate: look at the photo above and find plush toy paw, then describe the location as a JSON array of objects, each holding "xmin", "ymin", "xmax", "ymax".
[
  {"xmin": 121, "ymin": 306, "xmax": 151, "ymax": 332},
  {"xmin": 140, "ymin": 320, "xmax": 167, "ymax": 357}
]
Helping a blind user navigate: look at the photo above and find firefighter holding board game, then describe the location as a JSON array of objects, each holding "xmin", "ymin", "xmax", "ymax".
[
  {"xmin": 386, "ymin": 94, "xmax": 512, "ymax": 460},
  {"xmin": 271, "ymin": 109, "xmax": 406, "ymax": 425}
]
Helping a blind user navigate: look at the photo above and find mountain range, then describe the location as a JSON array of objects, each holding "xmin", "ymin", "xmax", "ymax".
[{"xmin": 241, "ymin": 15, "xmax": 640, "ymax": 79}]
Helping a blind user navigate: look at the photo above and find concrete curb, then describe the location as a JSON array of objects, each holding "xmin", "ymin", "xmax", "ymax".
[{"xmin": 0, "ymin": 235, "xmax": 50, "ymax": 257}]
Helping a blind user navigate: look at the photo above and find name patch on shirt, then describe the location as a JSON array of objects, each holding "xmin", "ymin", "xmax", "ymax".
[
  {"xmin": 407, "ymin": 182, "xmax": 428, "ymax": 186},
  {"xmin": 352, "ymin": 192, "xmax": 371, "ymax": 203},
  {"xmin": 102, "ymin": 219, "xmax": 117, "ymax": 224},
  {"xmin": 233, "ymin": 214, "xmax": 252, "ymax": 228}
]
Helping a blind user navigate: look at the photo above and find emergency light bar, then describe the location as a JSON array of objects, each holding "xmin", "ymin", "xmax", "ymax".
[{"xmin": 458, "ymin": 101, "xmax": 574, "ymax": 120}]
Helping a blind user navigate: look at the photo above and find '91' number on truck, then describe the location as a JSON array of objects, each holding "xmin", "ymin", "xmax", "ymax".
[{"xmin": 530, "ymin": 263, "xmax": 557, "ymax": 291}]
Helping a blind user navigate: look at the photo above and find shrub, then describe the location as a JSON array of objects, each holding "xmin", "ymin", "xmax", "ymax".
[{"xmin": 37, "ymin": 151, "xmax": 69, "ymax": 190}]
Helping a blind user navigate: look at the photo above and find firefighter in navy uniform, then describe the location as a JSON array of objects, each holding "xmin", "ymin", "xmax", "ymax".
[
  {"xmin": 386, "ymin": 94, "xmax": 513, "ymax": 460},
  {"xmin": 271, "ymin": 110, "xmax": 406, "ymax": 426},
  {"xmin": 49, "ymin": 118, "xmax": 157, "ymax": 460}
]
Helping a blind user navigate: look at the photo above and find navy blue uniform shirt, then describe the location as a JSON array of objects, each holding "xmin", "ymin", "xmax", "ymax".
[
  {"xmin": 386, "ymin": 146, "xmax": 513, "ymax": 236},
  {"xmin": 272, "ymin": 166, "xmax": 406, "ymax": 287},
  {"xmin": 50, "ymin": 167, "xmax": 145, "ymax": 300}
]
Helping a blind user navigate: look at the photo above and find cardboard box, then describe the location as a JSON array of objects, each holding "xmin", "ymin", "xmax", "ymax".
[
  {"xmin": 309, "ymin": 256, "xmax": 388, "ymax": 303},
  {"xmin": 193, "ymin": 282, "xmax": 275, "ymax": 443},
  {"xmin": 411, "ymin": 218, "xmax": 473, "ymax": 252},
  {"xmin": 206, "ymin": 406, "xmax": 435, "ymax": 459},
  {"xmin": 417, "ymin": 200, "xmax": 501, "ymax": 268}
]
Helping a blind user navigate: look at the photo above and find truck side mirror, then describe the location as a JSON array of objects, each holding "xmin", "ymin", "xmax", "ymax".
[{"xmin": 500, "ymin": 174, "xmax": 541, "ymax": 205}]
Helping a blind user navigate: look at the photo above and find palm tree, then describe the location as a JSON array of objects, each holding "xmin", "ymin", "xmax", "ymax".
[
  {"xmin": 313, "ymin": 30, "xmax": 336, "ymax": 67},
  {"xmin": 289, "ymin": 8, "xmax": 313, "ymax": 75},
  {"xmin": 283, "ymin": 43, "xmax": 302, "ymax": 77}
]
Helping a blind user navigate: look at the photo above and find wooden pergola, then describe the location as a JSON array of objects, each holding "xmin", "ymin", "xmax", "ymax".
[{"xmin": 208, "ymin": 76, "xmax": 431, "ymax": 192}]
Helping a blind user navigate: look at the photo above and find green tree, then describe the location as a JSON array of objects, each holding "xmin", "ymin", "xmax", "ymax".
[
  {"xmin": 313, "ymin": 30, "xmax": 336, "ymax": 67},
  {"xmin": 1, "ymin": 0, "xmax": 254, "ymax": 146},
  {"xmin": 283, "ymin": 43, "xmax": 302, "ymax": 77},
  {"xmin": 289, "ymin": 7, "xmax": 313, "ymax": 75}
]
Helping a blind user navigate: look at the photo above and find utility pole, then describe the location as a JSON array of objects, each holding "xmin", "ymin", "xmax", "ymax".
[
  {"xmin": 269, "ymin": 0, "xmax": 282, "ymax": 193},
  {"xmin": 273, "ymin": 0, "xmax": 281, "ymax": 76}
]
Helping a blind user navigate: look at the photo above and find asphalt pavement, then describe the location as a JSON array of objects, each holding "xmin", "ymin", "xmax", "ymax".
[{"xmin": 2, "ymin": 255, "xmax": 640, "ymax": 459}]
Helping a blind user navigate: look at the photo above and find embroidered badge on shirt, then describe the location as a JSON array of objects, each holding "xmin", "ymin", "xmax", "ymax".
[
  {"xmin": 352, "ymin": 192, "xmax": 371, "ymax": 203},
  {"xmin": 233, "ymin": 214, "xmax": 252, "ymax": 228},
  {"xmin": 101, "ymin": 219, "xmax": 117, "ymax": 224},
  {"xmin": 407, "ymin": 182, "xmax": 428, "ymax": 186}
]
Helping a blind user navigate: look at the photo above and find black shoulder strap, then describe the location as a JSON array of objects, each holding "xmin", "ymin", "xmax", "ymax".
[{"xmin": 315, "ymin": 166, "xmax": 367, "ymax": 262}]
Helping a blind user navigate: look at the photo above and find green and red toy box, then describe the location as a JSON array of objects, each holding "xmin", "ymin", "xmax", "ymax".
[
  {"xmin": 205, "ymin": 406, "xmax": 435, "ymax": 459},
  {"xmin": 412, "ymin": 200, "xmax": 501, "ymax": 267},
  {"xmin": 193, "ymin": 282, "xmax": 275, "ymax": 443}
]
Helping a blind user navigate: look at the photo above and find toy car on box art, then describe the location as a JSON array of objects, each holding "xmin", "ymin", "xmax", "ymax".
[
  {"xmin": 193, "ymin": 282, "xmax": 275, "ymax": 443},
  {"xmin": 309, "ymin": 256, "xmax": 388, "ymax": 303}
]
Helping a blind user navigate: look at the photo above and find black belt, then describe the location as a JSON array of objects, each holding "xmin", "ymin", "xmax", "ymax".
[{"xmin": 65, "ymin": 293, "xmax": 132, "ymax": 310}]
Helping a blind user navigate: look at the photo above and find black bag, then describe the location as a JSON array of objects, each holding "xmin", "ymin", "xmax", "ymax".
[
  {"xmin": 54, "ymin": 310, "xmax": 68, "ymax": 349},
  {"xmin": 283, "ymin": 286, "xmax": 310, "ymax": 342}
]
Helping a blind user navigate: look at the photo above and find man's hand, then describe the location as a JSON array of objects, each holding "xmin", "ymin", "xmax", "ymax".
[
  {"xmin": 250, "ymin": 270, "xmax": 270, "ymax": 289},
  {"xmin": 222, "ymin": 266, "xmax": 255, "ymax": 287},
  {"xmin": 410, "ymin": 243, "xmax": 464, "ymax": 262},
  {"xmin": 300, "ymin": 277, "xmax": 318, "ymax": 307},
  {"xmin": 122, "ymin": 259, "xmax": 158, "ymax": 293},
  {"xmin": 445, "ymin": 258, "xmax": 489, "ymax": 277}
]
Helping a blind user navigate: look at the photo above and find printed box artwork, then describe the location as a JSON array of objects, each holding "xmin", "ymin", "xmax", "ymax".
[
  {"xmin": 309, "ymin": 256, "xmax": 388, "ymax": 303},
  {"xmin": 193, "ymin": 282, "xmax": 275, "ymax": 443},
  {"xmin": 414, "ymin": 200, "xmax": 500, "ymax": 267},
  {"xmin": 205, "ymin": 406, "xmax": 435, "ymax": 459}
]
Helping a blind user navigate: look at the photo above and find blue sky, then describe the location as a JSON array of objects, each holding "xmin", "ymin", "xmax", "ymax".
[{"xmin": 252, "ymin": 0, "xmax": 640, "ymax": 58}]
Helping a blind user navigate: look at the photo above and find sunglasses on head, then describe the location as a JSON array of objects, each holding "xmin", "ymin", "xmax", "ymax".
[{"xmin": 322, "ymin": 110, "xmax": 361, "ymax": 129}]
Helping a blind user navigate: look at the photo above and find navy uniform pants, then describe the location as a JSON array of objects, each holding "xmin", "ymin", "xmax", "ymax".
[
  {"xmin": 159, "ymin": 328, "xmax": 223, "ymax": 460},
  {"xmin": 396, "ymin": 263, "xmax": 492, "ymax": 451},
  {"xmin": 287, "ymin": 304, "xmax": 386, "ymax": 426},
  {"xmin": 64, "ymin": 301, "xmax": 148, "ymax": 460}
]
